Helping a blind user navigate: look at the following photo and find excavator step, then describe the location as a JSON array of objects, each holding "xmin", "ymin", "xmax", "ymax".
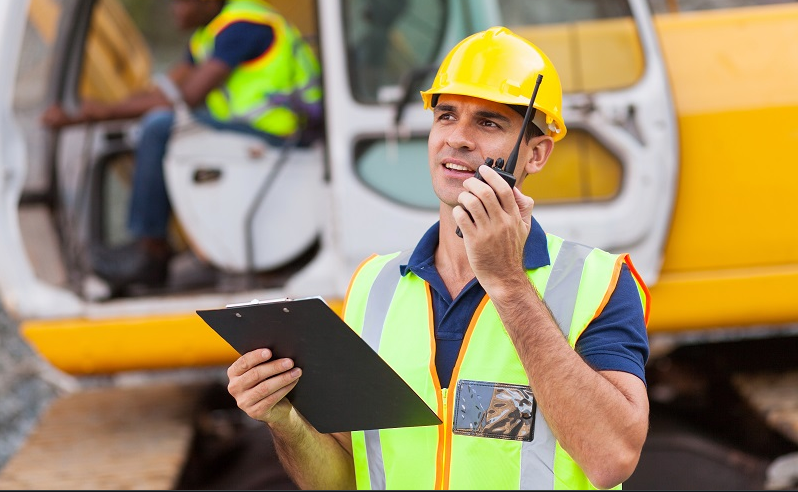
[{"xmin": 0, "ymin": 382, "xmax": 205, "ymax": 490}]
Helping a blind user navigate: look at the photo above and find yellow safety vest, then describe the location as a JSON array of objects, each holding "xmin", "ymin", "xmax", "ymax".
[
  {"xmin": 343, "ymin": 233, "xmax": 650, "ymax": 490},
  {"xmin": 189, "ymin": 0, "xmax": 322, "ymax": 137}
]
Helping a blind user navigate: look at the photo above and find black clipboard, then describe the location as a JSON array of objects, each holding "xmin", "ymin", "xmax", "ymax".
[{"xmin": 197, "ymin": 297, "xmax": 441, "ymax": 433}]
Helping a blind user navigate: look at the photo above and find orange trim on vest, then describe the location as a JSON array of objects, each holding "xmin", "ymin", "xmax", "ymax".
[
  {"xmin": 589, "ymin": 255, "xmax": 626, "ymax": 330},
  {"xmin": 588, "ymin": 254, "xmax": 652, "ymax": 334},
  {"xmin": 426, "ymin": 282, "xmax": 442, "ymax": 398},
  {"xmin": 623, "ymin": 254, "xmax": 651, "ymax": 325},
  {"xmin": 427, "ymin": 282, "xmax": 446, "ymax": 490},
  {"xmin": 341, "ymin": 253, "xmax": 377, "ymax": 320},
  {"xmin": 451, "ymin": 295, "xmax": 491, "ymax": 381}
]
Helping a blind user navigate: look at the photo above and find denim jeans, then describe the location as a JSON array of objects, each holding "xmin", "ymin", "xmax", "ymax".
[{"xmin": 127, "ymin": 108, "xmax": 285, "ymax": 239}]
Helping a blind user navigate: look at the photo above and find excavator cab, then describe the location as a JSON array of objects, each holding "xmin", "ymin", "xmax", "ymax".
[
  {"xmin": 2, "ymin": 0, "xmax": 676, "ymax": 364},
  {"xmin": 22, "ymin": 0, "xmax": 327, "ymax": 300}
]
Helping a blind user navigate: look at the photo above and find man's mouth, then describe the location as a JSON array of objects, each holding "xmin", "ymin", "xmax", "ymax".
[{"xmin": 443, "ymin": 162, "xmax": 472, "ymax": 172}]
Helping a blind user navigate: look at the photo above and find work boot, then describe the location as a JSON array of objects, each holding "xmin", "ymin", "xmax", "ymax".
[{"xmin": 90, "ymin": 238, "xmax": 172, "ymax": 293}]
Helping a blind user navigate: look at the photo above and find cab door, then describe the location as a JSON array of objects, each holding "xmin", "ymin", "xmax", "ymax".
[
  {"xmin": 519, "ymin": 0, "xmax": 678, "ymax": 285},
  {"xmin": 321, "ymin": 0, "xmax": 677, "ymax": 286},
  {"xmin": 0, "ymin": 0, "xmax": 85, "ymax": 318}
]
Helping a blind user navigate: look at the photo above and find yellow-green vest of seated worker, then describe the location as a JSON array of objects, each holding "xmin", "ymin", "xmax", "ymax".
[{"xmin": 189, "ymin": 0, "xmax": 322, "ymax": 137}]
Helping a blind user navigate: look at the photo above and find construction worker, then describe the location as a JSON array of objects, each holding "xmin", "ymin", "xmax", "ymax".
[
  {"xmin": 41, "ymin": 0, "xmax": 322, "ymax": 292},
  {"xmin": 226, "ymin": 26, "xmax": 650, "ymax": 489}
]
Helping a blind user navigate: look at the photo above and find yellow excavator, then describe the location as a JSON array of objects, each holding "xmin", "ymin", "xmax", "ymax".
[{"xmin": 1, "ymin": 0, "xmax": 797, "ymax": 488}]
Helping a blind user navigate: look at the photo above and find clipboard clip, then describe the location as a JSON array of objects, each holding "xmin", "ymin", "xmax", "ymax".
[
  {"xmin": 225, "ymin": 298, "xmax": 291, "ymax": 308},
  {"xmin": 225, "ymin": 296, "xmax": 326, "ymax": 309}
]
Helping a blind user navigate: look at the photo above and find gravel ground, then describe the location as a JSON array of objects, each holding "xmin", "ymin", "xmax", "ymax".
[
  {"xmin": 0, "ymin": 306, "xmax": 294, "ymax": 489},
  {"xmin": 0, "ymin": 308, "xmax": 65, "ymax": 471}
]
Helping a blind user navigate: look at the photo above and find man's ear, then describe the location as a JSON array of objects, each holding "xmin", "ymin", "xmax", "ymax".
[{"xmin": 523, "ymin": 136, "xmax": 554, "ymax": 176}]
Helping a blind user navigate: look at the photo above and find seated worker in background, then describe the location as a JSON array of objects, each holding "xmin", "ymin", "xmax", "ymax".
[
  {"xmin": 225, "ymin": 27, "xmax": 650, "ymax": 490},
  {"xmin": 42, "ymin": 0, "xmax": 322, "ymax": 291}
]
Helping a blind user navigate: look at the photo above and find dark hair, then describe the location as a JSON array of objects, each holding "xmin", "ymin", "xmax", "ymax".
[{"xmin": 508, "ymin": 105, "xmax": 545, "ymax": 143}]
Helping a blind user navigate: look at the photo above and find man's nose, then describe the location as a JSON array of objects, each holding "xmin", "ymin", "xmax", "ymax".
[{"xmin": 445, "ymin": 123, "xmax": 476, "ymax": 151}]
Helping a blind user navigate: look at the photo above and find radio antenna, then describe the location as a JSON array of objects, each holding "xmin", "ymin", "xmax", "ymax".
[{"xmin": 504, "ymin": 74, "xmax": 543, "ymax": 174}]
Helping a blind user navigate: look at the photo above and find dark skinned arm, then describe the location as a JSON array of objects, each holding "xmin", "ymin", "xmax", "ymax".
[{"xmin": 42, "ymin": 58, "xmax": 232, "ymax": 128}]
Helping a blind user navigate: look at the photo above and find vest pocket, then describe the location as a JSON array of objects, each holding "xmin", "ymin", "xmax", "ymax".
[{"xmin": 452, "ymin": 380, "xmax": 536, "ymax": 442}]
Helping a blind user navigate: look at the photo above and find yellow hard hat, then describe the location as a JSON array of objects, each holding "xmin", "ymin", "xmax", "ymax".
[{"xmin": 421, "ymin": 26, "xmax": 566, "ymax": 142}]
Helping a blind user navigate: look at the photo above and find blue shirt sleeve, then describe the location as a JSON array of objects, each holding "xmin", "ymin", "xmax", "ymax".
[
  {"xmin": 575, "ymin": 264, "xmax": 649, "ymax": 385},
  {"xmin": 212, "ymin": 22, "xmax": 275, "ymax": 68}
]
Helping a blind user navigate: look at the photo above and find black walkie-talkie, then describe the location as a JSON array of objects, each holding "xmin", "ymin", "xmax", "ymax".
[{"xmin": 456, "ymin": 74, "xmax": 544, "ymax": 238}]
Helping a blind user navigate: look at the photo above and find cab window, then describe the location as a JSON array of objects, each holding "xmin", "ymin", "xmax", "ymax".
[
  {"xmin": 503, "ymin": 0, "xmax": 641, "ymax": 204},
  {"xmin": 351, "ymin": 0, "xmax": 638, "ymax": 210},
  {"xmin": 343, "ymin": 0, "xmax": 447, "ymax": 104}
]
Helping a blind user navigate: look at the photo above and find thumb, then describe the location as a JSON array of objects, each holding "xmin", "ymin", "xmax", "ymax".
[{"xmin": 514, "ymin": 187, "xmax": 535, "ymax": 225}]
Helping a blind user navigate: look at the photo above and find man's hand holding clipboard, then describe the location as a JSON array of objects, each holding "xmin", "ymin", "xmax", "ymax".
[{"xmin": 197, "ymin": 297, "xmax": 441, "ymax": 433}]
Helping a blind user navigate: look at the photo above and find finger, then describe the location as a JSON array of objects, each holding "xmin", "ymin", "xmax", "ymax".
[
  {"xmin": 462, "ymin": 170, "xmax": 501, "ymax": 211},
  {"xmin": 462, "ymin": 167, "xmax": 496, "ymax": 195},
  {"xmin": 463, "ymin": 167, "xmax": 510, "ymax": 220},
  {"xmin": 230, "ymin": 357, "xmax": 297, "ymax": 403},
  {"xmin": 227, "ymin": 348, "xmax": 273, "ymax": 378},
  {"xmin": 244, "ymin": 376, "xmax": 301, "ymax": 419},
  {"xmin": 240, "ymin": 365, "xmax": 302, "ymax": 411},
  {"xmin": 452, "ymin": 205, "xmax": 476, "ymax": 236},
  {"xmin": 240, "ymin": 356, "xmax": 296, "ymax": 389},
  {"xmin": 229, "ymin": 357, "xmax": 298, "ymax": 409},
  {"xmin": 457, "ymin": 190, "xmax": 488, "ymax": 226},
  {"xmin": 477, "ymin": 165, "xmax": 517, "ymax": 214},
  {"xmin": 514, "ymin": 188, "xmax": 535, "ymax": 223}
]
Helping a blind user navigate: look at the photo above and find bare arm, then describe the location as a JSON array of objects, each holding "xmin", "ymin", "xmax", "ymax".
[
  {"xmin": 41, "ymin": 58, "xmax": 230, "ymax": 127},
  {"xmin": 175, "ymin": 58, "xmax": 231, "ymax": 107},
  {"xmin": 454, "ymin": 166, "xmax": 649, "ymax": 489},
  {"xmin": 227, "ymin": 348, "xmax": 356, "ymax": 489},
  {"xmin": 40, "ymin": 87, "xmax": 171, "ymax": 127},
  {"xmin": 487, "ymin": 277, "xmax": 648, "ymax": 489}
]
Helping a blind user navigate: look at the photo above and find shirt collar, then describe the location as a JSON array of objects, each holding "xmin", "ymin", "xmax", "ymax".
[{"xmin": 400, "ymin": 217, "xmax": 550, "ymax": 276}]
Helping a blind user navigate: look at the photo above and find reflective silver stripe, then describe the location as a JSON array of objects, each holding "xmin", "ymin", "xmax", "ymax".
[
  {"xmin": 220, "ymin": 85, "xmax": 232, "ymax": 104},
  {"xmin": 542, "ymin": 240, "xmax": 593, "ymax": 339},
  {"xmin": 361, "ymin": 251, "xmax": 410, "ymax": 352},
  {"xmin": 237, "ymin": 100, "xmax": 276, "ymax": 121},
  {"xmin": 361, "ymin": 251, "xmax": 411, "ymax": 490},
  {"xmin": 365, "ymin": 429, "xmax": 386, "ymax": 490},
  {"xmin": 520, "ymin": 240, "xmax": 592, "ymax": 489},
  {"xmin": 520, "ymin": 408, "xmax": 558, "ymax": 489}
]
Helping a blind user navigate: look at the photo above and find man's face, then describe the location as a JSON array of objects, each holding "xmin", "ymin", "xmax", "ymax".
[{"xmin": 427, "ymin": 94, "xmax": 530, "ymax": 209}]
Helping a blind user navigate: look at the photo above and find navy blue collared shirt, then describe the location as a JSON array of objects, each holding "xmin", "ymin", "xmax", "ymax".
[{"xmin": 399, "ymin": 219, "xmax": 649, "ymax": 389}]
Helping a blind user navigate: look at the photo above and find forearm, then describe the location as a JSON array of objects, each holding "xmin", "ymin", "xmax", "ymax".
[
  {"xmin": 101, "ymin": 89, "xmax": 172, "ymax": 121},
  {"xmin": 268, "ymin": 407, "xmax": 355, "ymax": 489},
  {"xmin": 490, "ymin": 275, "xmax": 648, "ymax": 488}
]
